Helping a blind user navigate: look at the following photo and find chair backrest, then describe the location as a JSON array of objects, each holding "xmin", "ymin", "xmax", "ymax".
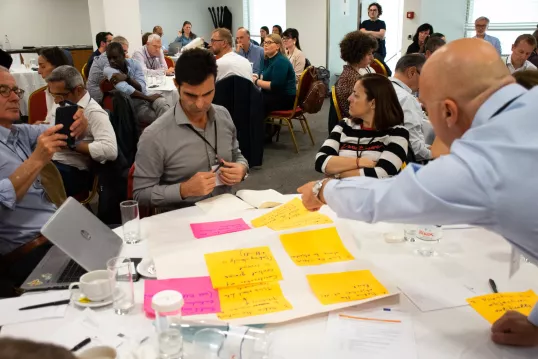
[
  {"xmin": 100, "ymin": 79, "xmax": 115, "ymax": 94},
  {"xmin": 164, "ymin": 56, "xmax": 174, "ymax": 68},
  {"xmin": 331, "ymin": 86, "xmax": 343, "ymax": 121},
  {"xmin": 294, "ymin": 66, "xmax": 315, "ymax": 110},
  {"xmin": 28, "ymin": 86, "xmax": 48, "ymax": 124},
  {"xmin": 127, "ymin": 164, "xmax": 135, "ymax": 200},
  {"xmin": 40, "ymin": 162, "xmax": 67, "ymax": 207},
  {"xmin": 100, "ymin": 79, "xmax": 115, "ymax": 111},
  {"xmin": 371, "ymin": 59, "xmax": 388, "ymax": 76},
  {"xmin": 81, "ymin": 63, "xmax": 87, "ymax": 82}
]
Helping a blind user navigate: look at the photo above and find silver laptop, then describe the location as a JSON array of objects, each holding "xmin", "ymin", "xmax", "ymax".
[
  {"xmin": 21, "ymin": 197, "xmax": 123, "ymax": 291},
  {"xmin": 168, "ymin": 42, "xmax": 182, "ymax": 56}
]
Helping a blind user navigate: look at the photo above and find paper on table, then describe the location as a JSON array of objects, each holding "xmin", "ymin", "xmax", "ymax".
[
  {"xmin": 270, "ymin": 211, "xmax": 333, "ymax": 231},
  {"xmin": 322, "ymin": 310, "xmax": 418, "ymax": 359},
  {"xmin": 144, "ymin": 277, "xmax": 221, "ymax": 317},
  {"xmin": 217, "ymin": 282, "xmax": 293, "ymax": 320},
  {"xmin": 250, "ymin": 198, "xmax": 309, "ymax": 228},
  {"xmin": 307, "ymin": 270, "xmax": 389, "ymax": 305},
  {"xmin": 466, "ymin": 290, "xmax": 538, "ymax": 324},
  {"xmin": 190, "ymin": 218, "xmax": 251, "ymax": 239},
  {"xmin": 0, "ymin": 290, "xmax": 70, "ymax": 326},
  {"xmin": 279, "ymin": 227, "xmax": 354, "ymax": 266},
  {"xmin": 204, "ymin": 246, "xmax": 283, "ymax": 288},
  {"xmin": 195, "ymin": 193, "xmax": 254, "ymax": 215},
  {"xmin": 236, "ymin": 189, "xmax": 287, "ymax": 209}
]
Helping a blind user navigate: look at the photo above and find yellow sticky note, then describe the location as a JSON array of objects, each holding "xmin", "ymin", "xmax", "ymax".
[
  {"xmin": 280, "ymin": 227, "xmax": 354, "ymax": 266},
  {"xmin": 269, "ymin": 211, "xmax": 333, "ymax": 231},
  {"xmin": 307, "ymin": 270, "xmax": 389, "ymax": 305},
  {"xmin": 466, "ymin": 290, "xmax": 538, "ymax": 324},
  {"xmin": 204, "ymin": 246, "xmax": 283, "ymax": 289},
  {"xmin": 251, "ymin": 198, "xmax": 309, "ymax": 228},
  {"xmin": 217, "ymin": 282, "xmax": 293, "ymax": 320}
]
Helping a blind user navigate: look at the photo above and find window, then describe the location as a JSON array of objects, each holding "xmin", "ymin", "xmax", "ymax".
[
  {"xmin": 242, "ymin": 0, "xmax": 286, "ymax": 41},
  {"xmin": 465, "ymin": 0, "xmax": 538, "ymax": 55}
]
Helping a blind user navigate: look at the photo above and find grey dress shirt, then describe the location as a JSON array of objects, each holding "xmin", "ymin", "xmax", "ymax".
[{"xmin": 133, "ymin": 103, "xmax": 248, "ymax": 209}]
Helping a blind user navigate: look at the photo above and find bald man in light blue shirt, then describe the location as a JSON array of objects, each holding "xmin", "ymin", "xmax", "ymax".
[{"xmin": 299, "ymin": 39, "xmax": 538, "ymax": 347}]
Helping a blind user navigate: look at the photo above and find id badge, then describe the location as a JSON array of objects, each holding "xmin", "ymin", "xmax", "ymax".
[{"xmin": 211, "ymin": 164, "xmax": 224, "ymax": 187}]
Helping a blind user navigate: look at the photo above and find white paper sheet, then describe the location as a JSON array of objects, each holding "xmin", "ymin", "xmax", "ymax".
[
  {"xmin": 322, "ymin": 310, "xmax": 418, "ymax": 359},
  {"xmin": 195, "ymin": 193, "xmax": 254, "ymax": 215},
  {"xmin": 236, "ymin": 189, "xmax": 287, "ymax": 209},
  {"xmin": 0, "ymin": 290, "xmax": 70, "ymax": 326}
]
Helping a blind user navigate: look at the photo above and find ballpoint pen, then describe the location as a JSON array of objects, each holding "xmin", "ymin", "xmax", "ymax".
[{"xmin": 19, "ymin": 299, "xmax": 70, "ymax": 311}]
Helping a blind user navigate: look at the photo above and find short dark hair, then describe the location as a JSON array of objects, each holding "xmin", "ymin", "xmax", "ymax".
[
  {"xmin": 142, "ymin": 32, "xmax": 152, "ymax": 46},
  {"xmin": 38, "ymin": 47, "xmax": 69, "ymax": 68},
  {"xmin": 261, "ymin": 26, "xmax": 269, "ymax": 34},
  {"xmin": 395, "ymin": 53, "xmax": 426, "ymax": 73},
  {"xmin": 368, "ymin": 2, "xmax": 383, "ymax": 16},
  {"xmin": 533, "ymin": 25, "xmax": 538, "ymax": 46},
  {"xmin": 95, "ymin": 31, "xmax": 112, "ymax": 48},
  {"xmin": 153, "ymin": 25, "xmax": 162, "ymax": 33},
  {"xmin": 340, "ymin": 31, "xmax": 378, "ymax": 65},
  {"xmin": 413, "ymin": 23, "xmax": 434, "ymax": 43},
  {"xmin": 0, "ymin": 338, "xmax": 76, "ymax": 359},
  {"xmin": 282, "ymin": 28, "xmax": 301, "ymax": 50},
  {"xmin": 425, "ymin": 36, "xmax": 446, "ymax": 54},
  {"xmin": 272, "ymin": 25, "xmax": 283, "ymax": 35},
  {"xmin": 106, "ymin": 42, "xmax": 125, "ymax": 58},
  {"xmin": 360, "ymin": 74, "xmax": 404, "ymax": 130},
  {"xmin": 431, "ymin": 32, "xmax": 445, "ymax": 39},
  {"xmin": 514, "ymin": 34, "xmax": 537, "ymax": 48},
  {"xmin": 513, "ymin": 70, "xmax": 538, "ymax": 89},
  {"xmin": 175, "ymin": 48, "xmax": 217, "ymax": 86}
]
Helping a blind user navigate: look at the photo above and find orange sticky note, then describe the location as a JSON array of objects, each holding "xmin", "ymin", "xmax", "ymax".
[
  {"xmin": 279, "ymin": 227, "xmax": 354, "ymax": 266},
  {"xmin": 251, "ymin": 198, "xmax": 309, "ymax": 228},
  {"xmin": 466, "ymin": 290, "xmax": 538, "ymax": 324},
  {"xmin": 307, "ymin": 270, "xmax": 389, "ymax": 305},
  {"xmin": 270, "ymin": 211, "xmax": 333, "ymax": 231},
  {"xmin": 204, "ymin": 247, "xmax": 283, "ymax": 289}
]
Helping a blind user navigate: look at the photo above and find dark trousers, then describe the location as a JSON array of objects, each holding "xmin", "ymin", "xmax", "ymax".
[
  {"xmin": 262, "ymin": 91, "xmax": 296, "ymax": 116},
  {"xmin": 53, "ymin": 161, "xmax": 92, "ymax": 197}
]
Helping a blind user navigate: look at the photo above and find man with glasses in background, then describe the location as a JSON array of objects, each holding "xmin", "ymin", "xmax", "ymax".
[
  {"xmin": 236, "ymin": 27, "xmax": 264, "ymax": 76},
  {"xmin": 474, "ymin": 16, "xmax": 502, "ymax": 55},
  {"xmin": 210, "ymin": 28, "xmax": 252, "ymax": 82}
]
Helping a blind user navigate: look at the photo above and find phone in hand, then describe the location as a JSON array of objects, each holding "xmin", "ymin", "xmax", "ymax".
[{"xmin": 55, "ymin": 101, "xmax": 79, "ymax": 148}]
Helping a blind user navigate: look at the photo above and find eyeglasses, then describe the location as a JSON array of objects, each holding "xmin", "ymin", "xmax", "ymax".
[
  {"xmin": 0, "ymin": 85, "xmax": 24, "ymax": 99},
  {"xmin": 282, "ymin": 37, "xmax": 291, "ymax": 41},
  {"xmin": 263, "ymin": 41, "xmax": 276, "ymax": 46},
  {"xmin": 210, "ymin": 39, "xmax": 225, "ymax": 44}
]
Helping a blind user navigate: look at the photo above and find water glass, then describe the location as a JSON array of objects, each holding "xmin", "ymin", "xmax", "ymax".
[
  {"xmin": 192, "ymin": 327, "xmax": 269, "ymax": 359},
  {"xmin": 414, "ymin": 225, "xmax": 442, "ymax": 257},
  {"xmin": 120, "ymin": 200, "xmax": 141, "ymax": 244},
  {"xmin": 107, "ymin": 257, "xmax": 135, "ymax": 315}
]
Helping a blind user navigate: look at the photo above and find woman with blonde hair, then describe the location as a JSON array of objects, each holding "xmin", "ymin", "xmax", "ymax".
[{"xmin": 253, "ymin": 34, "xmax": 296, "ymax": 114}]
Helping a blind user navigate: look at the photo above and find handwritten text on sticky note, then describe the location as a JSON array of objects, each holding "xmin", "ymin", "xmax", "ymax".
[
  {"xmin": 280, "ymin": 227, "xmax": 354, "ymax": 266},
  {"xmin": 270, "ymin": 211, "xmax": 333, "ymax": 231},
  {"xmin": 190, "ymin": 218, "xmax": 251, "ymax": 239},
  {"xmin": 217, "ymin": 282, "xmax": 293, "ymax": 320},
  {"xmin": 307, "ymin": 270, "xmax": 389, "ymax": 305},
  {"xmin": 204, "ymin": 247, "xmax": 283, "ymax": 289},
  {"xmin": 143, "ymin": 277, "xmax": 221, "ymax": 317},
  {"xmin": 466, "ymin": 290, "xmax": 538, "ymax": 324},
  {"xmin": 251, "ymin": 198, "xmax": 309, "ymax": 228}
]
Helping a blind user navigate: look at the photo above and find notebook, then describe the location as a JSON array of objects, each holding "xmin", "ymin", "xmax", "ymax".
[{"xmin": 195, "ymin": 190, "xmax": 287, "ymax": 214}]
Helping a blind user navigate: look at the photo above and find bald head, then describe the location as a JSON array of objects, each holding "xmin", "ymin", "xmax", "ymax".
[{"xmin": 236, "ymin": 28, "xmax": 251, "ymax": 48}]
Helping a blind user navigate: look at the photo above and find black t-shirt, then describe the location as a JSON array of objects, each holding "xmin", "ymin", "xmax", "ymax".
[{"xmin": 360, "ymin": 19, "xmax": 387, "ymax": 58}]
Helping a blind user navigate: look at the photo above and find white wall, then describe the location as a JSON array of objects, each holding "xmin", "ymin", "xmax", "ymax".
[
  {"xmin": 0, "ymin": 0, "xmax": 92, "ymax": 49},
  {"xmin": 102, "ymin": 0, "xmax": 143, "ymax": 54},
  {"xmin": 286, "ymin": 0, "xmax": 328, "ymax": 67}
]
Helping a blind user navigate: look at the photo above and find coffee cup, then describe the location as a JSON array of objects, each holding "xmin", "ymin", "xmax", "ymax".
[
  {"xmin": 69, "ymin": 270, "xmax": 112, "ymax": 302},
  {"xmin": 77, "ymin": 346, "xmax": 117, "ymax": 359}
]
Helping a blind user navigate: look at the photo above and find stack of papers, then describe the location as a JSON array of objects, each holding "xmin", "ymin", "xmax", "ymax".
[
  {"xmin": 0, "ymin": 290, "xmax": 70, "ymax": 326},
  {"xmin": 195, "ymin": 190, "xmax": 288, "ymax": 215}
]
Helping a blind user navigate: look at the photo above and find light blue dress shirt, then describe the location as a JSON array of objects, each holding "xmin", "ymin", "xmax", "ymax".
[
  {"xmin": 323, "ymin": 84, "xmax": 538, "ymax": 325},
  {"xmin": 475, "ymin": 34, "xmax": 502, "ymax": 55},
  {"xmin": 0, "ymin": 124, "xmax": 56, "ymax": 255},
  {"xmin": 238, "ymin": 44, "xmax": 265, "ymax": 75},
  {"xmin": 103, "ymin": 58, "xmax": 148, "ymax": 96}
]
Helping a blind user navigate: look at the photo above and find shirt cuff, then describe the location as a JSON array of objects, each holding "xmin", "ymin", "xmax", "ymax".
[
  {"xmin": 322, "ymin": 179, "xmax": 336, "ymax": 205},
  {"xmin": 528, "ymin": 303, "xmax": 538, "ymax": 326},
  {"xmin": 0, "ymin": 178, "xmax": 17, "ymax": 210},
  {"xmin": 164, "ymin": 183, "xmax": 183, "ymax": 204}
]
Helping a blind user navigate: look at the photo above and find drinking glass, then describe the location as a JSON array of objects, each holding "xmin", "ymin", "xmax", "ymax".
[
  {"xmin": 157, "ymin": 69, "xmax": 166, "ymax": 86},
  {"xmin": 120, "ymin": 200, "xmax": 141, "ymax": 244},
  {"xmin": 414, "ymin": 225, "xmax": 442, "ymax": 257},
  {"xmin": 107, "ymin": 257, "xmax": 135, "ymax": 315},
  {"xmin": 192, "ymin": 327, "xmax": 269, "ymax": 359}
]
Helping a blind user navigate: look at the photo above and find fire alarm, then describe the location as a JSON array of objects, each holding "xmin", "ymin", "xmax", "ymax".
[{"xmin": 406, "ymin": 11, "xmax": 415, "ymax": 19}]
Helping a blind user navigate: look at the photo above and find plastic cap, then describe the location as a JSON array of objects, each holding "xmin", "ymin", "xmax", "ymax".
[{"xmin": 151, "ymin": 290, "xmax": 184, "ymax": 313}]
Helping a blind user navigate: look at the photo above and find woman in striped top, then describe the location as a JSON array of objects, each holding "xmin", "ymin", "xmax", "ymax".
[{"xmin": 316, "ymin": 74, "xmax": 409, "ymax": 179}]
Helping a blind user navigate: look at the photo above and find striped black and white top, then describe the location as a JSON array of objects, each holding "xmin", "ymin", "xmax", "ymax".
[{"xmin": 315, "ymin": 118, "xmax": 409, "ymax": 178}]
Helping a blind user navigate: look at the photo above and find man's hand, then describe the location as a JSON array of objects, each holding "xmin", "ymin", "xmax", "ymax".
[
  {"xmin": 166, "ymin": 67, "xmax": 175, "ymax": 75},
  {"xmin": 71, "ymin": 108, "xmax": 88, "ymax": 139},
  {"xmin": 111, "ymin": 73, "xmax": 128, "ymax": 84},
  {"xmin": 236, "ymin": 44, "xmax": 242, "ymax": 53},
  {"xmin": 297, "ymin": 181, "xmax": 325, "ymax": 212},
  {"xmin": 491, "ymin": 311, "xmax": 538, "ymax": 347},
  {"xmin": 218, "ymin": 161, "xmax": 247, "ymax": 186},
  {"xmin": 30, "ymin": 124, "xmax": 67, "ymax": 165},
  {"xmin": 180, "ymin": 172, "xmax": 216, "ymax": 198},
  {"xmin": 359, "ymin": 158, "xmax": 376, "ymax": 168},
  {"xmin": 147, "ymin": 94, "xmax": 162, "ymax": 103}
]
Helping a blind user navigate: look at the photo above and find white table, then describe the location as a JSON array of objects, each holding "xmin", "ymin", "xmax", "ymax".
[
  {"xmin": 146, "ymin": 76, "xmax": 178, "ymax": 108},
  {"xmin": 10, "ymin": 65, "xmax": 46, "ymax": 116},
  {"xmin": 2, "ymin": 197, "xmax": 538, "ymax": 358}
]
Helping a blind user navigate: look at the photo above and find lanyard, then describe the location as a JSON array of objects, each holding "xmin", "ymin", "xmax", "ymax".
[
  {"xmin": 174, "ymin": 106, "xmax": 219, "ymax": 160},
  {"xmin": 144, "ymin": 47, "xmax": 157, "ymax": 69}
]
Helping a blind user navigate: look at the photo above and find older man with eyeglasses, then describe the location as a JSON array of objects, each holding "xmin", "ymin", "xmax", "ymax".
[
  {"xmin": 0, "ymin": 66, "xmax": 88, "ymax": 295},
  {"xmin": 210, "ymin": 28, "xmax": 253, "ymax": 82}
]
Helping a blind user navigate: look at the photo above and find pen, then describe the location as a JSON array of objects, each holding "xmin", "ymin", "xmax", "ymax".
[
  {"xmin": 70, "ymin": 338, "xmax": 91, "ymax": 352},
  {"xmin": 489, "ymin": 278, "xmax": 498, "ymax": 293},
  {"xmin": 212, "ymin": 161, "xmax": 224, "ymax": 173},
  {"xmin": 19, "ymin": 299, "xmax": 70, "ymax": 311}
]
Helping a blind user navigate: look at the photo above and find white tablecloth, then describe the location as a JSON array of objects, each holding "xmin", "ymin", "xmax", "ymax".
[
  {"xmin": 2, "ymin": 196, "xmax": 538, "ymax": 358},
  {"xmin": 10, "ymin": 65, "xmax": 46, "ymax": 116},
  {"xmin": 146, "ymin": 76, "xmax": 178, "ymax": 108}
]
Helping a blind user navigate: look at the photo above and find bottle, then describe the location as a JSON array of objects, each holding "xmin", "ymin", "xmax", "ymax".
[
  {"xmin": 152, "ymin": 290, "xmax": 184, "ymax": 359},
  {"xmin": 4, "ymin": 35, "xmax": 11, "ymax": 51}
]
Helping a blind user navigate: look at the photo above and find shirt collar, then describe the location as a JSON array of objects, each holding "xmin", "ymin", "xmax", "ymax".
[
  {"xmin": 76, "ymin": 91, "xmax": 91, "ymax": 108},
  {"xmin": 389, "ymin": 77, "xmax": 412, "ymax": 93},
  {"xmin": 174, "ymin": 102, "xmax": 217, "ymax": 126},
  {"xmin": 473, "ymin": 83, "xmax": 527, "ymax": 128},
  {"xmin": 0, "ymin": 124, "xmax": 18, "ymax": 144}
]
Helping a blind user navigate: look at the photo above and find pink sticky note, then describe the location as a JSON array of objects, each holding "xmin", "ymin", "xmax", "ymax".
[
  {"xmin": 190, "ymin": 218, "xmax": 251, "ymax": 239},
  {"xmin": 144, "ymin": 276, "xmax": 221, "ymax": 318}
]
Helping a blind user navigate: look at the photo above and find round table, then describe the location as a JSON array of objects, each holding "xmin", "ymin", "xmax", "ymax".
[
  {"xmin": 10, "ymin": 65, "xmax": 46, "ymax": 116},
  {"xmin": 2, "ymin": 195, "xmax": 538, "ymax": 358}
]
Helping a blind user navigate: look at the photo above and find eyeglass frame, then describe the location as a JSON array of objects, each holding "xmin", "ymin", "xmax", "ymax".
[
  {"xmin": 263, "ymin": 41, "xmax": 276, "ymax": 46},
  {"xmin": 0, "ymin": 84, "xmax": 25, "ymax": 99},
  {"xmin": 210, "ymin": 38, "xmax": 225, "ymax": 44}
]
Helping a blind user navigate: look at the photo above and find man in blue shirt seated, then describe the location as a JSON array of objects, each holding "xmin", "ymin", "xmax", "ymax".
[
  {"xmin": 103, "ymin": 42, "xmax": 170, "ymax": 129},
  {"xmin": 474, "ymin": 16, "xmax": 502, "ymax": 56},
  {"xmin": 0, "ymin": 67, "xmax": 87, "ymax": 293},
  {"xmin": 298, "ymin": 38, "xmax": 538, "ymax": 347},
  {"xmin": 236, "ymin": 27, "xmax": 264, "ymax": 76}
]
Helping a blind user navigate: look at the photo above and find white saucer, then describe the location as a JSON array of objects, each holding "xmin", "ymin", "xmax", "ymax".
[
  {"xmin": 137, "ymin": 258, "xmax": 157, "ymax": 278},
  {"xmin": 70, "ymin": 288, "xmax": 120, "ymax": 308}
]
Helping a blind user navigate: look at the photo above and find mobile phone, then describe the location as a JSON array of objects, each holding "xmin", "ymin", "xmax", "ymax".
[
  {"xmin": 55, "ymin": 101, "xmax": 79, "ymax": 147},
  {"xmin": 131, "ymin": 257, "xmax": 142, "ymax": 282}
]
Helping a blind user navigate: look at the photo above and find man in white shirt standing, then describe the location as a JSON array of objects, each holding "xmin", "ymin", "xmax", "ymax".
[
  {"xmin": 46, "ymin": 65, "xmax": 118, "ymax": 196},
  {"xmin": 389, "ymin": 54, "xmax": 431, "ymax": 162},
  {"xmin": 132, "ymin": 34, "xmax": 174, "ymax": 76},
  {"xmin": 505, "ymin": 34, "xmax": 537, "ymax": 74},
  {"xmin": 210, "ymin": 28, "xmax": 253, "ymax": 82}
]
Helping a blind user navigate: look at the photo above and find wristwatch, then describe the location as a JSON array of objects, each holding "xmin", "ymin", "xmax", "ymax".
[{"xmin": 312, "ymin": 179, "xmax": 327, "ymax": 202}]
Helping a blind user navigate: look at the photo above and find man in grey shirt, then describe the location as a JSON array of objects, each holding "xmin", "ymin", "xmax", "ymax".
[{"xmin": 133, "ymin": 48, "xmax": 249, "ymax": 210}]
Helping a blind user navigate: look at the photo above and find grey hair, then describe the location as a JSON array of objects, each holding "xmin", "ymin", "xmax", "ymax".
[
  {"xmin": 46, "ymin": 65, "xmax": 84, "ymax": 91},
  {"xmin": 475, "ymin": 16, "xmax": 490, "ymax": 24},
  {"xmin": 111, "ymin": 36, "xmax": 129, "ymax": 46},
  {"xmin": 0, "ymin": 65, "xmax": 9, "ymax": 73},
  {"xmin": 147, "ymin": 34, "xmax": 161, "ymax": 43},
  {"xmin": 395, "ymin": 53, "xmax": 426, "ymax": 73}
]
